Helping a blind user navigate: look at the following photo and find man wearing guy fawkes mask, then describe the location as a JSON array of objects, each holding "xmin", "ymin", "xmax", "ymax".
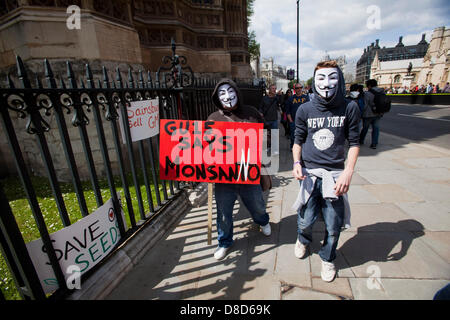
[
  {"xmin": 208, "ymin": 79, "xmax": 271, "ymax": 261},
  {"xmin": 291, "ymin": 61, "xmax": 360, "ymax": 282}
]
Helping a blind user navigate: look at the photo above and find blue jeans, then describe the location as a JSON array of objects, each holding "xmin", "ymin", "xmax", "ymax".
[
  {"xmin": 297, "ymin": 178, "xmax": 344, "ymax": 262},
  {"xmin": 360, "ymin": 116, "xmax": 381, "ymax": 146},
  {"xmin": 215, "ymin": 183, "xmax": 269, "ymax": 248},
  {"xmin": 266, "ymin": 120, "xmax": 278, "ymax": 130}
]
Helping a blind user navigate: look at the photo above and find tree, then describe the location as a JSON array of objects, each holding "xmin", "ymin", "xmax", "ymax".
[
  {"xmin": 306, "ymin": 77, "xmax": 313, "ymax": 87},
  {"xmin": 247, "ymin": 0, "xmax": 260, "ymax": 60},
  {"xmin": 248, "ymin": 31, "xmax": 260, "ymax": 59}
]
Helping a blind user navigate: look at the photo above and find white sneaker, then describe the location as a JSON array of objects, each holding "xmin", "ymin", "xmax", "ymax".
[
  {"xmin": 214, "ymin": 246, "xmax": 230, "ymax": 260},
  {"xmin": 261, "ymin": 223, "xmax": 271, "ymax": 236},
  {"xmin": 294, "ymin": 239, "xmax": 307, "ymax": 259},
  {"xmin": 321, "ymin": 260, "xmax": 336, "ymax": 282}
]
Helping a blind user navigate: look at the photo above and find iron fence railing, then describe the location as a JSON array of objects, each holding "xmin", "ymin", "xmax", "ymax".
[{"xmin": 0, "ymin": 53, "xmax": 263, "ymax": 299}]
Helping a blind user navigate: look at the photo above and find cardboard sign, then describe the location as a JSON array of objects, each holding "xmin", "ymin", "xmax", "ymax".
[
  {"xmin": 25, "ymin": 196, "xmax": 126, "ymax": 294},
  {"xmin": 119, "ymin": 99, "xmax": 159, "ymax": 143},
  {"xmin": 159, "ymin": 119, "xmax": 263, "ymax": 184}
]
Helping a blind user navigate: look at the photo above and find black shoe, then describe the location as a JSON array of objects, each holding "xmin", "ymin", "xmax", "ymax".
[{"xmin": 370, "ymin": 144, "xmax": 377, "ymax": 149}]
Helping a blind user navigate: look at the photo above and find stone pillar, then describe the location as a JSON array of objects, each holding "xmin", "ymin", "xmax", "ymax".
[
  {"xmin": 402, "ymin": 75, "xmax": 414, "ymax": 89},
  {"xmin": 81, "ymin": 0, "xmax": 95, "ymax": 10}
]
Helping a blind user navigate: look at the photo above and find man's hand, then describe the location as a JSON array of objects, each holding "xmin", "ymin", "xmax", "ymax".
[
  {"xmin": 293, "ymin": 163, "xmax": 306, "ymax": 180},
  {"xmin": 334, "ymin": 168, "xmax": 353, "ymax": 196}
]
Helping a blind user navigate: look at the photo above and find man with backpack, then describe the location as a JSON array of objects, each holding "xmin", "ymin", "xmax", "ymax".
[{"xmin": 359, "ymin": 79, "xmax": 390, "ymax": 149}]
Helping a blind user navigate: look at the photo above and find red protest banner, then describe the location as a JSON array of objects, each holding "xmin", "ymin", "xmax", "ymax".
[{"xmin": 159, "ymin": 119, "xmax": 263, "ymax": 184}]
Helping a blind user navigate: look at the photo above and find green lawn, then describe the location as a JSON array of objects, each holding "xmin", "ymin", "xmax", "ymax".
[{"xmin": 0, "ymin": 170, "xmax": 168, "ymax": 300}]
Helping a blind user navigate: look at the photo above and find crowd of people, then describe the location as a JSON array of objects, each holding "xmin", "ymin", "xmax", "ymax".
[
  {"xmin": 385, "ymin": 81, "xmax": 450, "ymax": 94},
  {"xmin": 260, "ymin": 76, "xmax": 392, "ymax": 150}
]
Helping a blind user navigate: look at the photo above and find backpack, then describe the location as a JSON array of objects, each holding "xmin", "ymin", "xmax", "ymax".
[{"xmin": 369, "ymin": 88, "xmax": 391, "ymax": 114}]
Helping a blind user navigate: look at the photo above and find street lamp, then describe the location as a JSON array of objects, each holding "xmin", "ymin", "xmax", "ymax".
[{"xmin": 297, "ymin": 0, "xmax": 299, "ymax": 83}]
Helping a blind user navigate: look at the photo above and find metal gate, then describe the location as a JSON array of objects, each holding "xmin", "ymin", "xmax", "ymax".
[{"xmin": 0, "ymin": 50, "xmax": 263, "ymax": 299}]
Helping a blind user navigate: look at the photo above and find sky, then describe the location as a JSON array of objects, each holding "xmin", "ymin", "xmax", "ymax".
[{"xmin": 248, "ymin": 0, "xmax": 450, "ymax": 81}]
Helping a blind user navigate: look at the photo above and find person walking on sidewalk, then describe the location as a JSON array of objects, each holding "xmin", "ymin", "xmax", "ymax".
[
  {"xmin": 281, "ymin": 88, "xmax": 293, "ymax": 137},
  {"xmin": 286, "ymin": 83, "xmax": 309, "ymax": 149},
  {"xmin": 359, "ymin": 79, "xmax": 384, "ymax": 149},
  {"xmin": 259, "ymin": 84, "xmax": 281, "ymax": 130},
  {"xmin": 292, "ymin": 60, "xmax": 360, "ymax": 282},
  {"xmin": 208, "ymin": 79, "xmax": 271, "ymax": 261}
]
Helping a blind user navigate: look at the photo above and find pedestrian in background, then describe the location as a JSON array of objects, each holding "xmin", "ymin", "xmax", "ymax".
[
  {"xmin": 286, "ymin": 83, "xmax": 309, "ymax": 149},
  {"xmin": 443, "ymin": 82, "xmax": 450, "ymax": 93},
  {"xmin": 359, "ymin": 79, "xmax": 384, "ymax": 149},
  {"xmin": 259, "ymin": 84, "xmax": 281, "ymax": 130},
  {"xmin": 281, "ymin": 89, "xmax": 293, "ymax": 137}
]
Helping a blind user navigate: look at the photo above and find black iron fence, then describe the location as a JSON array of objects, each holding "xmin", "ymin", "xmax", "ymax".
[{"xmin": 0, "ymin": 54, "xmax": 264, "ymax": 299}]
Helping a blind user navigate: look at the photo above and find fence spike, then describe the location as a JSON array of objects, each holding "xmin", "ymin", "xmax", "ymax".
[
  {"xmin": 85, "ymin": 63, "xmax": 95, "ymax": 89},
  {"xmin": 138, "ymin": 70, "xmax": 144, "ymax": 89},
  {"xmin": 59, "ymin": 76, "xmax": 66, "ymax": 89},
  {"xmin": 155, "ymin": 71, "xmax": 160, "ymax": 88},
  {"xmin": 6, "ymin": 73, "xmax": 15, "ymax": 89},
  {"xmin": 44, "ymin": 59, "xmax": 57, "ymax": 88},
  {"xmin": 128, "ymin": 68, "xmax": 134, "ymax": 89},
  {"xmin": 147, "ymin": 70, "xmax": 153, "ymax": 89},
  {"xmin": 35, "ymin": 75, "xmax": 43, "ymax": 89},
  {"xmin": 97, "ymin": 79, "xmax": 103, "ymax": 89},
  {"xmin": 102, "ymin": 66, "xmax": 110, "ymax": 89},
  {"xmin": 79, "ymin": 78, "xmax": 85, "ymax": 89},
  {"xmin": 16, "ymin": 56, "xmax": 31, "ymax": 88},
  {"xmin": 115, "ymin": 67, "xmax": 123, "ymax": 89},
  {"xmin": 66, "ymin": 61, "xmax": 77, "ymax": 89}
]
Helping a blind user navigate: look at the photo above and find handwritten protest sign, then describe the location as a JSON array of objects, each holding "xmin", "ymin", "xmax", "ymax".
[
  {"xmin": 119, "ymin": 99, "xmax": 159, "ymax": 143},
  {"xmin": 159, "ymin": 120, "xmax": 263, "ymax": 184},
  {"xmin": 25, "ymin": 196, "xmax": 126, "ymax": 294}
]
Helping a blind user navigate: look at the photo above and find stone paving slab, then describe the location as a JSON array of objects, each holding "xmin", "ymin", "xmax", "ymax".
[
  {"xmin": 402, "ymin": 180, "xmax": 450, "ymax": 203},
  {"xmin": 416, "ymin": 231, "xmax": 450, "ymax": 264},
  {"xmin": 105, "ymin": 127, "xmax": 450, "ymax": 301},
  {"xmin": 311, "ymin": 277, "xmax": 354, "ymax": 299},
  {"xmin": 395, "ymin": 202, "xmax": 450, "ymax": 231},
  {"xmin": 362, "ymin": 184, "xmax": 424, "ymax": 203},
  {"xmin": 337, "ymin": 231, "xmax": 450, "ymax": 279},
  {"xmin": 281, "ymin": 286, "xmax": 341, "ymax": 300},
  {"xmin": 349, "ymin": 278, "xmax": 449, "ymax": 300},
  {"xmin": 347, "ymin": 185, "xmax": 380, "ymax": 204},
  {"xmin": 404, "ymin": 157, "xmax": 450, "ymax": 169},
  {"xmin": 346, "ymin": 203, "xmax": 422, "ymax": 232}
]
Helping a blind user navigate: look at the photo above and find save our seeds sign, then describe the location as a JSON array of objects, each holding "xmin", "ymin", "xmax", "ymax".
[
  {"xmin": 26, "ymin": 196, "xmax": 126, "ymax": 294},
  {"xmin": 119, "ymin": 99, "xmax": 160, "ymax": 143}
]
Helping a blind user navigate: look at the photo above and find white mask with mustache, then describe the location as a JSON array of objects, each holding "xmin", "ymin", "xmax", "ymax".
[
  {"xmin": 314, "ymin": 67, "xmax": 339, "ymax": 99},
  {"xmin": 217, "ymin": 84, "xmax": 238, "ymax": 109}
]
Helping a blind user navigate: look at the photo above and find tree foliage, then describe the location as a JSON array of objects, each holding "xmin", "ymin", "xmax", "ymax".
[
  {"xmin": 248, "ymin": 31, "xmax": 260, "ymax": 59},
  {"xmin": 247, "ymin": 0, "xmax": 260, "ymax": 60}
]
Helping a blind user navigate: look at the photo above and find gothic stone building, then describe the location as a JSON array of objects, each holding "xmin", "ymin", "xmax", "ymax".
[
  {"xmin": 369, "ymin": 27, "xmax": 450, "ymax": 89},
  {"xmin": 355, "ymin": 35, "xmax": 429, "ymax": 84},
  {"xmin": 0, "ymin": 0, "xmax": 252, "ymax": 80},
  {"xmin": 0, "ymin": 0, "xmax": 252, "ymax": 178}
]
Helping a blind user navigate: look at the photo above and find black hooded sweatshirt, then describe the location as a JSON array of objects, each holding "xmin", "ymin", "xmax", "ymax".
[
  {"xmin": 294, "ymin": 66, "xmax": 360, "ymax": 171},
  {"xmin": 208, "ymin": 79, "xmax": 265, "ymax": 124}
]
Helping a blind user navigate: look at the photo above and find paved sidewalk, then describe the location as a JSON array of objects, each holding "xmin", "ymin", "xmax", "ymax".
[{"xmin": 106, "ymin": 129, "xmax": 450, "ymax": 300}]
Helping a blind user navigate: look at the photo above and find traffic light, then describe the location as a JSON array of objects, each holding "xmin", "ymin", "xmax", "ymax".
[{"xmin": 287, "ymin": 69, "xmax": 295, "ymax": 80}]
